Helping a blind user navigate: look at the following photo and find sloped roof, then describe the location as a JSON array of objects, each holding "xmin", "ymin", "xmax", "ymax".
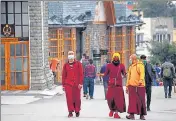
[
  {"xmin": 114, "ymin": 3, "xmax": 141, "ymax": 25},
  {"xmin": 48, "ymin": 1, "xmax": 142, "ymax": 26},
  {"xmin": 48, "ymin": 1, "xmax": 96, "ymax": 25}
]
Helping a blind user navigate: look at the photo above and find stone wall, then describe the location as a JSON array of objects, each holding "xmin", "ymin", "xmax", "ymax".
[
  {"xmin": 83, "ymin": 22, "xmax": 108, "ymax": 72},
  {"xmin": 29, "ymin": 1, "xmax": 54, "ymax": 90}
]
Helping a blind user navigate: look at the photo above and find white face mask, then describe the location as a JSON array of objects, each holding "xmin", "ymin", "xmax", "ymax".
[{"xmin": 68, "ymin": 55, "xmax": 74, "ymax": 60}]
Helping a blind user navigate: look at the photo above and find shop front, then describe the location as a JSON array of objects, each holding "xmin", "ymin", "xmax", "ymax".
[{"xmin": 1, "ymin": 1, "xmax": 30, "ymax": 90}]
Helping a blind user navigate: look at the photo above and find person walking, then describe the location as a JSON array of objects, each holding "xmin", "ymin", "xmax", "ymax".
[
  {"xmin": 126, "ymin": 54, "xmax": 147, "ymax": 120},
  {"xmin": 100, "ymin": 59, "xmax": 110, "ymax": 100},
  {"xmin": 62, "ymin": 51, "xmax": 83, "ymax": 118},
  {"xmin": 154, "ymin": 63, "xmax": 161, "ymax": 86},
  {"xmin": 100, "ymin": 52, "xmax": 126, "ymax": 119},
  {"xmin": 84, "ymin": 59, "xmax": 96, "ymax": 99},
  {"xmin": 161, "ymin": 58, "xmax": 175, "ymax": 98},
  {"xmin": 140, "ymin": 55, "xmax": 157, "ymax": 111},
  {"xmin": 80, "ymin": 53, "xmax": 89, "ymax": 97}
]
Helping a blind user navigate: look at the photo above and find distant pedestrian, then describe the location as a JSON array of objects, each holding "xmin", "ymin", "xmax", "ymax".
[
  {"xmin": 100, "ymin": 52, "xmax": 126, "ymax": 119},
  {"xmin": 62, "ymin": 51, "xmax": 83, "ymax": 118},
  {"xmin": 84, "ymin": 59, "xmax": 96, "ymax": 99},
  {"xmin": 126, "ymin": 54, "xmax": 147, "ymax": 120},
  {"xmin": 140, "ymin": 55, "xmax": 157, "ymax": 111},
  {"xmin": 154, "ymin": 63, "xmax": 161, "ymax": 86},
  {"xmin": 100, "ymin": 59, "xmax": 110, "ymax": 100},
  {"xmin": 80, "ymin": 53, "xmax": 89, "ymax": 97},
  {"xmin": 161, "ymin": 59, "xmax": 175, "ymax": 98},
  {"xmin": 50, "ymin": 58, "xmax": 60, "ymax": 84}
]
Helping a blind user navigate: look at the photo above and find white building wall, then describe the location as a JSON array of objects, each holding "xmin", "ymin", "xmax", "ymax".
[{"xmin": 136, "ymin": 18, "xmax": 152, "ymax": 57}]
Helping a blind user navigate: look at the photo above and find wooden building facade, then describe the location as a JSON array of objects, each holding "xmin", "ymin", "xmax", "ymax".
[
  {"xmin": 48, "ymin": 1, "xmax": 142, "ymax": 82},
  {"xmin": 0, "ymin": 1, "xmax": 142, "ymax": 90}
]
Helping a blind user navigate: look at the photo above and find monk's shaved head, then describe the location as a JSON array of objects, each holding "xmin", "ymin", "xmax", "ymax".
[{"xmin": 130, "ymin": 54, "xmax": 137, "ymax": 60}]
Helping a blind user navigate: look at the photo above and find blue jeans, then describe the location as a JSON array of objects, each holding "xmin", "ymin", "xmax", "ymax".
[
  {"xmin": 153, "ymin": 79, "xmax": 159, "ymax": 86},
  {"xmin": 103, "ymin": 80, "xmax": 108, "ymax": 99},
  {"xmin": 83, "ymin": 77, "xmax": 87, "ymax": 95},
  {"xmin": 83, "ymin": 77, "xmax": 95, "ymax": 97}
]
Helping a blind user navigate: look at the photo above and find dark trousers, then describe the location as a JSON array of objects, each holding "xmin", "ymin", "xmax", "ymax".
[
  {"xmin": 84, "ymin": 77, "xmax": 95, "ymax": 97},
  {"xmin": 145, "ymin": 86, "xmax": 152, "ymax": 108},
  {"xmin": 163, "ymin": 78, "xmax": 173, "ymax": 97}
]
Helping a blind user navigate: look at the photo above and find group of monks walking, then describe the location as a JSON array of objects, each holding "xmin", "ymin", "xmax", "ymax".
[{"xmin": 62, "ymin": 51, "xmax": 148, "ymax": 120}]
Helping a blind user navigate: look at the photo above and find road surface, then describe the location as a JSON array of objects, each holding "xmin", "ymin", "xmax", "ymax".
[{"xmin": 2, "ymin": 85, "xmax": 176, "ymax": 121}]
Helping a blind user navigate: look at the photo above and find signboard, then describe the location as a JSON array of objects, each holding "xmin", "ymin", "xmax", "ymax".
[
  {"xmin": 1, "ymin": 24, "xmax": 15, "ymax": 37},
  {"xmin": 93, "ymin": 54, "xmax": 101, "ymax": 58},
  {"xmin": 100, "ymin": 49, "xmax": 108, "ymax": 55}
]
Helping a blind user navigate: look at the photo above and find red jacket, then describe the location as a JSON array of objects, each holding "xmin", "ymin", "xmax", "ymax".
[{"xmin": 62, "ymin": 60, "xmax": 83, "ymax": 87}]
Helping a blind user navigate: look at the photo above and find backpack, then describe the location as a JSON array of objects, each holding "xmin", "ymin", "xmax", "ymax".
[{"xmin": 163, "ymin": 66, "xmax": 172, "ymax": 78}]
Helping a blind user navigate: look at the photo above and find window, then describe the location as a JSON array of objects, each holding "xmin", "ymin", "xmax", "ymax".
[
  {"xmin": 153, "ymin": 35, "xmax": 156, "ymax": 40},
  {"xmin": 136, "ymin": 33, "xmax": 144, "ymax": 46},
  {"xmin": 64, "ymin": 28, "xmax": 71, "ymax": 38},
  {"xmin": 22, "ymin": 2, "xmax": 28, "ymax": 13},
  {"xmin": 22, "ymin": 14, "xmax": 28, "ymax": 25},
  {"xmin": 1, "ymin": 14, "xmax": 6, "ymax": 24},
  {"xmin": 160, "ymin": 34, "xmax": 162, "ymax": 41},
  {"xmin": 1, "ymin": 1, "xmax": 29, "ymax": 40},
  {"xmin": 15, "ymin": 14, "xmax": 21, "ymax": 25},
  {"xmin": 154, "ymin": 33, "xmax": 171, "ymax": 42},
  {"xmin": 168, "ymin": 34, "xmax": 170, "ymax": 41},
  {"xmin": 116, "ymin": 27, "xmax": 122, "ymax": 35},
  {"xmin": 8, "ymin": 14, "xmax": 14, "ymax": 24},
  {"xmin": 157, "ymin": 34, "xmax": 160, "ymax": 41},
  {"xmin": 15, "ymin": 2, "xmax": 21, "ymax": 13},
  {"xmin": 1, "ymin": 2, "xmax": 6, "ymax": 13},
  {"xmin": 8, "ymin": 2, "xmax": 13, "ymax": 13}
]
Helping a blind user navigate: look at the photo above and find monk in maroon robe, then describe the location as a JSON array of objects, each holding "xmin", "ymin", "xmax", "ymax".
[
  {"xmin": 62, "ymin": 51, "xmax": 83, "ymax": 118},
  {"xmin": 100, "ymin": 52, "xmax": 126, "ymax": 119},
  {"xmin": 126, "ymin": 54, "xmax": 147, "ymax": 120}
]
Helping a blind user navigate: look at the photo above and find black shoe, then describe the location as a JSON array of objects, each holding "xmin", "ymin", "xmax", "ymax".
[
  {"xmin": 83, "ymin": 94, "xmax": 86, "ymax": 97},
  {"xmin": 76, "ymin": 112, "xmax": 80, "ymax": 117},
  {"xmin": 90, "ymin": 97, "xmax": 94, "ymax": 99},
  {"xmin": 68, "ymin": 112, "xmax": 73, "ymax": 118},
  {"xmin": 165, "ymin": 95, "xmax": 167, "ymax": 98},
  {"xmin": 140, "ymin": 115, "xmax": 146, "ymax": 120},
  {"xmin": 147, "ymin": 107, "xmax": 151, "ymax": 111}
]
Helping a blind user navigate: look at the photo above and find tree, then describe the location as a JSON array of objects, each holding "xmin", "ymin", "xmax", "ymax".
[
  {"xmin": 137, "ymin": 0, "xmax": 176, "ymax": 27},
  {"xmin": 148, "ymin": 41, "xmax": 176, "ymax": 65}
]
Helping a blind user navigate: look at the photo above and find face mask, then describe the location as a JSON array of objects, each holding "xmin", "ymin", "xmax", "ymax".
[
  {"xmin": 68, "ymin": 55, "xmax": 74, "ymax": 60},
  {"xmin": 112, "ymin": 60, "xmax": 120, "ymax": 66},
  {"xmin": 129, "ymin": 59, "xmax": 132, "ymax": 65},
  {"xmin": 143, "ymin": 60, "xmax": 147, "ymax": 65}
]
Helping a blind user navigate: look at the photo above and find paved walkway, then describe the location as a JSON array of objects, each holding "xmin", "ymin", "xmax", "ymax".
[{"xmin": 1, "ymin": 86, "xmax": 176, "ymax": 121}]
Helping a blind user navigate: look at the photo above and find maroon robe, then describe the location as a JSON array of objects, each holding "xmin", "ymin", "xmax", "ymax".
[
  {"xmin": 127, "ymin": 86, "xmax": 147, "ymax": 115},
  {"xmin": 104, "ymin": 63, "xmax": 126, "ymax": 112},
  {"xmin": 62, "ymin": 60, "xmax": 83, "ymax": 112}
]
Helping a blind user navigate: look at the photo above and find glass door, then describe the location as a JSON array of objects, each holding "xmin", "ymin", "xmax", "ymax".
[
  {"xmin": 8, "ymin": 42, "xmax": 29, "ymax": 90},
  {"xmin": 0, "ymin": 39, "xmax": 29, "ymax": 90},
  {"xmin": 0, "ymin": 43, "xmax": 7, "ymax": 90}
]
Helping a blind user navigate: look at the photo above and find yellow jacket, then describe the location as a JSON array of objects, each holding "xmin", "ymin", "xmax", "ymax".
[{"xmin": 126, "ymin": 61, "xmax": 145, "ymax": 87}]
